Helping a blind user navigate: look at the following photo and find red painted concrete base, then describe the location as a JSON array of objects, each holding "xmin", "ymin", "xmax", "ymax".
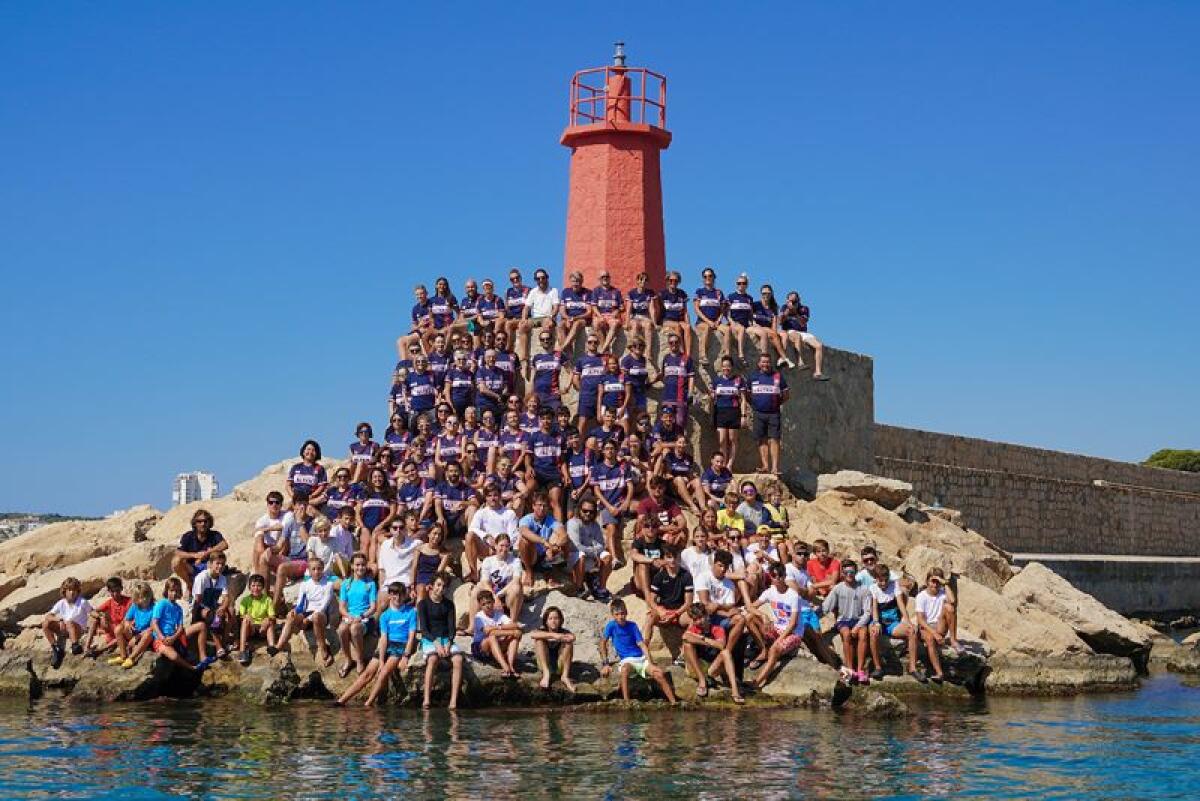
[{"xmin": 561, "ymin": 122, "xmax": 671, "ymax": 291}]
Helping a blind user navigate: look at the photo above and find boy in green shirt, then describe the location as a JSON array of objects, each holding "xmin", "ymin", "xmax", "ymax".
[{"xmin": 237, "ymin": 574, "xmax": 277, "ymax": 666}]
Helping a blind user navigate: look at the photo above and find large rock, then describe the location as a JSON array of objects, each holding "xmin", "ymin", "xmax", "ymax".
[
  {"xmin": 0, "ymin": 505, "xmax": 163, "ymax": 577},
  {"xmin": 817, "ymin": 470, "xmax": 913, "ymax": 510},
  {"xmin": 955, "ymin": 576, "xmax": 1137, "ymax": 693},
  {"xmin": 1002, "ymin": 562, "xmax": 1154, "ymax": 668}
]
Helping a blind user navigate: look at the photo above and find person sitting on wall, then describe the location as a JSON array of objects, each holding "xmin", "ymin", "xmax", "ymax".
[
  {"xmin": 518, "ymin": 268, "xmax": 560, "ymax": 379},
  {"xmin": 557, "ymin": 270, "xmax": 594, "ymax": 356},
  {"xmin": 692, "ymin": 266, "xmax": 730, "ymax": 367},
  {"xmin": 591, "ymin": 269, "xmax": 625, "ymax": 353},
  {"xmin": 780, "ymin": 290, "xmax": 829, "ymax": 380},
  {"xmin": 658, "ymin": 270, "xmax": 692, "ymax": 359},
  {"xmin": 624, "ymin": 271, "xmax": 659, "ymax": 360}
]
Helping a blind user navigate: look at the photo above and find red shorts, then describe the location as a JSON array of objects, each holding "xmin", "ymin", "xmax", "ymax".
[
  {"xmin": 152, "ymin": 633, "xmax": 188, "ymax": 654},
  {"xmin": 764, "ymin": 628, "xmax": 803, "ymax": 656}
]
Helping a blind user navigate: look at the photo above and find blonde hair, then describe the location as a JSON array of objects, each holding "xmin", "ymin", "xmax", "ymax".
[{"xmin": 313, "ymin": 516, "xmax": 331, "ymax": 534}]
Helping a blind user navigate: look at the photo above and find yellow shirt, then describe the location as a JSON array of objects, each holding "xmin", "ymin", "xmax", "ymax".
[
  {"xmin": 238, "ymin": 593, "xmax": 275, "ymax": 624},
  {"xmin": 717, "ymin": 508, "xmax": 745, "ymax": 534}
]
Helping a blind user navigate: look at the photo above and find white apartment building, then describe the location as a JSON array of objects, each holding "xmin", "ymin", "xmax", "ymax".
[{"xmin": 172, "ymin": 471, "xmax": 220, "ymax": 506}]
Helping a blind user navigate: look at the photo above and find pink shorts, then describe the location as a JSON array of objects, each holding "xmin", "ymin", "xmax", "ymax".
[{"xmin": 765, "ymin": 628, "xmax": 803, "ymax": 655}]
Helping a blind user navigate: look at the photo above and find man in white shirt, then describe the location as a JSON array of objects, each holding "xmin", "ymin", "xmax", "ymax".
[
  {"xmin": 476, "ymin": 533, "xmax": 525, "ymax": 622},
  {"xmin": 466, "ymin": 483, "xmax": 519, "ymax": 583},
  {"xmin": 518, "ymin": 268, "xmax": 561, "ymax": 371},
  {"xmin": 377, "ymin": 516, "xmax": 421, "ymax": 589}
]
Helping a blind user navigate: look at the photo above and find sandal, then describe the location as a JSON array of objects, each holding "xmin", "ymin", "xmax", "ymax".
[
  {"xmin": 338, "ymin": 662, "xmax": 353, "ymax": 679},
  {"xmin": 749, "ymin": 657, "xmax": 766, "ymax": 670},
  {"xmin": 695, "ymin": 684, "xmax": 708, "ymax": 698},
  {"xmin": 321, "ymin": 652, "xmax": 335, "ymax": 668},
  {"xmin": 732, "ymin": 695, "xmax": 746, "ymax": 705}
]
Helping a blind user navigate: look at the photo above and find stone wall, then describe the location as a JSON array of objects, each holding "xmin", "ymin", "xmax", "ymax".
[
  {"xmin": 1015, "ymin": 556, "xmax": 1200, "ymax": 617},
  {"xmin": 874, "ymin": 424, "xmax": 1200, "ymax": 557}
]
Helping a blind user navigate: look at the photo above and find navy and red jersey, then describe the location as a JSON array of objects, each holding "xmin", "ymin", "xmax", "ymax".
[
  {"xmin": 499, "ymin": 429, "xmax": 529, "ymax": 464},
  {"xmin": 428, "ymin": 293, "xmax": 459, "ymax": 329},
  {"xmin": 486, "ymin": 472, "xmax": 521, "ymax": 505},
  {"xmin": 428, "ymin": 352, "xmax": 450, "ymax": 389},
  {"xmin": 436, "ymin": 434, "xmax": 463, "ymax": 463},
  {"xmin": 527, "ymin": 430, "xmax": 564, "ymax": 480},
  {"xmin": 383, "ymin": 428, "xmax": 409, "ymax": 458},
  {"xmin": 727, "ymin": 291, "xmax": 754, "ymax": 326},
  {"xmin": 748, "ymin": 370, "xmax": 789, "ymax": 414},
  {"xmin": 627, "ymin": 288, "xmax": 655, "ymax": 318},
  {"xmin": 701, "ymin": 467, "xmax": 734, "ymax": 497},
  {"xmin": 405, "ymin": 371, "xmax": 438, "ymax": 413},
  {"xmin": 588, "ymin": 424, "xmax": 625, "ymax": 450},
  {"xmin": 663, "ymin": 451, "xmax": 695, "ymax": 479},
  {"xmin": 590, "ymin": 461, "xmax": 630, "ymax": 507},
  {"xmin": 781, "ymin": 302, "xmax": 810, "ymax": 332},
  {"xmin": 712, "ymin": 375, "xmax": 747, "ymax": 409},
  {"xmin": 396, "ymin": 480, "xmax": 431, "ymax": 513},
  {"xmin": 597, "ymin": 373, "xmax": 626, "ymax": 411},
  {"xmin": 325, "ymin": 484, "xmax": 363, "ymax": 520},
  {"xmin": 565, "ymin": 447, "xmax": 595, "ymax": 490},
  {"xmin": 459, "ymin": 292, "xmax": 480, "ymax": 322},
  {"xmin": 660, "ymin": 353, "xmax": 695, "ymax": 409},
  {"xmin": 474, "ymin": 365, "xmax": 509, "ymax": 403},
  {"xmin": 505, "ymin": 285, "xmax": 529, "ymax": 318},
  {"xmin": 532, "ymin": 350, "xmax": 566, "ymax": 406},
  {"xmin": 288, "ymin": 463, "xmax": 328, "ymax": 495},
  {"xmin": 360, "ymin": 491, "xmax": 392, "ymax": 530},
  {"xmin": 436, "ymin": 480, "xmax": 474, "ymax": 521},
  {"xmin": 474, "ymin": 427, "xmax": 500, "ymax": 466},
  {"xmin": 574, "ymin": 355, "xmax": 606, "ymax": 412},
  {"xmin": 592, "ymin": 286, "xmax": 623, "ymax": 315},
  {"xmin": 619, "ymin": 353, "xmax": 651, "ymax": 409},
  {"xmin": 658, "ymin": 287, "xmax": 689, "ymax": 322},
  {"xmin": 445, "ymin": 367, "xmax": 475, "ymax": 408},
  {"xmin": 519, "ymin": 412, "xmax": 540, "ymax": 436},
  {"xmin": 477, "ymin": 293, "xmax": 504, "ymax": 322},
  {"xmin": 750, "ymin": 301, "xmax": 777, "ymax": 328},
  {"xmin": 560, "ymin": 287, "xmax": 592, "ymax": 319},
  {"xmin": 694, "ymin": 287, "xmax": 727, "ymax": 323},
  {"xmin": 410, "ymin": 301, "xmax": 432, "ymax": 330},
  {"xmin": 493, "ymin": 350, "xmax": 520, "ymax": 382},
  {"xmin": 349, "ymin": 440, "xmax": 379, "ymax": 466}
]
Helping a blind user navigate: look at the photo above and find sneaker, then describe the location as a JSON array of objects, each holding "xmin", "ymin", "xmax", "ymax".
[
  {"xmin": 673, "ymin": 656, "xmax": 686, "ymax": 668},
  {"xmin": 908, "ymin": 668, "xmax": 928, "ymax": 684},
  {"xmin": 70, "ymin": 642, "xmax": 84, "ymax": 656},
  {"xmin": 856, "ymin": 670, "xmax": 869, "ymax": 684},
  {"xmin": 265, "ymin": 646, "xmax": 279, "ymax": 657},
  {"xmin": 870, "ymin": 668, "xmax": 886, "ymax": 682},
  {"xmin": 196, "ymin": 656, "xmax": 217, "ymax": 672},
  {"xmin": 238, "ymin": 651, "xmax": 252, "ymax": 667},
  {"xmin": 50, "ymin": 645, "xmax": 65, "ymax": 669},
  {"xmin": 121, "ymin": 658, "xmax": 135, "ymax": 669},
  {"xmin": 593, "ymin": 585, "xmax": 613, "ymax": 603},
  {"xmin": 796, "ymin": 361, "xmax": 811, "ymax": 371},
  {"xmin": 106, "ymin": 655, "xmax": 125, "ymax": 666},
  {"xmin": 930, "ymin": 674, "xmax": 944, "ymax": 685}
]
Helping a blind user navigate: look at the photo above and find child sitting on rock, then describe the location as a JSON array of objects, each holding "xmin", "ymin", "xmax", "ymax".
[
  {"xmin": 914, "ymin": 567, "xmax": 963, "ymax": 684},
  {"xmin": 150, "ymin": 577, "xmax": 215, "ymax": 673},
  {"xmin": 600, "ymin": 598, "xmax": 677, "ymax": 704},
  {"xmin": 821, "ymin": 559, "xmax": 873, "ymax": 684},
  {"xmin": 471, "ymin": 589, "xmax": 523, "ymax": 678},
  {"xmin": 271, "ymin": 556, "xmax": 335, "ymax": 667},
  {"xmin": 191, "ymin": 551, "xmax": 232, "ymax": 659},
  {"xmin": 116, "ymin": 583, "xmax": 156, "ymax": 669},
  {"xmin": 84, "ymin": 576, "xmax": 131, "ymax": 660},
  {"xmin": 236, "ymin": 573, "xmax": 276, "ymax": 666},
  {"xmin": 530, "ymin": 605, "xmax": 576, "ymax": 692},
  {"xmin": 42, "ymin": 576, "xmax": 91, "ymax": 669},
  {"xmin": 336, "ymin": 581, "xmax": 418, "ymax": 707}
]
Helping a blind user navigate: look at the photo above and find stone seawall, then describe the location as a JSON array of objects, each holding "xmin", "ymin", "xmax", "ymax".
[{"xmin": 874, "ymin": 424, "xmax": 1200, "ymax": 557}]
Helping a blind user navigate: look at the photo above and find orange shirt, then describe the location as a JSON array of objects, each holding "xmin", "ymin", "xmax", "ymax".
[
  {"xmin": 806, "ymin": 557, "xmax": 842, "ymax": 585},
  {"xmin": 96, "ymin": 595, "xmax": 133, "ymax": 628}
]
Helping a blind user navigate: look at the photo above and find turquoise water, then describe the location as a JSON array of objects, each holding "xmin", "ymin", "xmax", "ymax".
[{"xmin": 2, "ymin": 675, "xmax": 1198, "ymax": 799}]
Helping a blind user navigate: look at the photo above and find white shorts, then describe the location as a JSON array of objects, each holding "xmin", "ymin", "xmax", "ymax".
[
  {"xmin": 791, "ymin": 331, "xmax": 819, "ymax": 346},
  {"xmin": 619, "ymin": 656, "xmax": 651, "ymax": 678},
  {"xmin": 569, "ymin": 550, "xmax": 611, "ymax": 570}
]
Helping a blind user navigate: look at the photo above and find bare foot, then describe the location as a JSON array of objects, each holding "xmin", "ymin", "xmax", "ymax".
[
  {"xmin": 539, "ymin": 674, "xmax": 551, "ymax": 689},
  {"xmin": 561, "ymin": 678, "xmax": 576, "ymax": 692}
]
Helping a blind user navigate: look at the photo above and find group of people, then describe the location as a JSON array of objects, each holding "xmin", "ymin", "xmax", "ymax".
[{"xmin": 38, "ymin": 266, "xmax": 965, "ymax": 706}]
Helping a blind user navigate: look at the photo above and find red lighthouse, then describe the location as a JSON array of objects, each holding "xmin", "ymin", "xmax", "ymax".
[{"xmin": 561, "ymin": 43, "xmax": 671, "ymax": 291}]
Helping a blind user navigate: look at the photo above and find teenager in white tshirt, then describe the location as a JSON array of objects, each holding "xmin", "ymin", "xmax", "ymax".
[
  {"xmin": 518, "ymin": 269, "xmax": 561, "ymax": 369},
  {"xmin": 465, "ymin": 484, "xmax": 519, "ymax": 583},
  {"xmin": 377, "ymin": 513, "xmax": 422, "ymax": 590},
  {"xmin": 471, "ymin": 589, "xmax": 523, "ymax": 678},
  {"xmin": 272, "ymin": 557, "xmax": 335, "ymax": 666},
  {"xmin": 750, "ymin": 563, "xmax": 804, "ymax": 688},
  {"xmin": 914, "ymin": 568, "xmax": 962, "ymax": 685},
  {"xmin": 476, "ymin": 534, "xmax": 524, "ymax": 622},
  {"xmin": 695, "ymin": 550, "xmax": 749, "ymax": 668}
]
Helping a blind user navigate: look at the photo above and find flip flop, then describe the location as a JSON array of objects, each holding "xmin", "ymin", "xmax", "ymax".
[
  {"xmin": 732, "ymin": 695, "xmax": 746, "ymax": 705},
  {"xmin": 338, "ymin": 663, "xmax": 353, "ymax": 679},
  {"xmin": 695, "ymin": 684, "xmax": 708, "ymax": 698}
]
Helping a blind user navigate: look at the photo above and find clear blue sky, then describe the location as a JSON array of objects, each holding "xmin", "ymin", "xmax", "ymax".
[{"xmin": 2, "ymin": 3, "xmax": 1197, "ymax": 515}]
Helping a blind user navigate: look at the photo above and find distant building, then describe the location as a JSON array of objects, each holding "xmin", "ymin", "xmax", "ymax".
[{"xmin": 172, "ymin": 471, "xmax": 220, "ymax": 506}]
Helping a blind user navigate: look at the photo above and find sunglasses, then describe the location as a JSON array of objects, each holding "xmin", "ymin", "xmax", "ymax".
[
  {"xmin": 267, "ymin": 500, "xmax": 282, "ymax": 506},
  {"xmin": 388, "ymin": 589, "xmax": 401, "ymax": 595},
  {"xmin": 863, "ymin": 557, "xmax": 877, "ymax": 563},
  {"xmin": 580, "ymin": 507, "xmax": 596, "ymax": 514},
  {"xmin": 736, "ymin": 281, "xmax": 748, "ymax": 286}
]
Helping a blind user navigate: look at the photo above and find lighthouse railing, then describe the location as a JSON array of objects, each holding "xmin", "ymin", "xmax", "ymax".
[{"xmin": 568, "ymin": 66, "xmax": 667, "ymax": 129}]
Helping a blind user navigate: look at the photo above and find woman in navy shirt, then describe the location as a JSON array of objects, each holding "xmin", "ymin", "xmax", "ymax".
[
  {"xmin": 710, "ymin": 355, "xmax": 749, "ymax": 469},
  {"xmin": 287, "ymin": 440, "xmax": 328, "ymax": 509},
  {"xmin": 658, "ymin": 270, "xmax": 692, "ymax": 359},
  {"xmin": 749, "ymin": 283, "xmax": 793, "ymax": 369},
  {"xmin": 726, "ymin": 273, "xmax": 755, "ymax": 366},
  {"xmin": 624, "ymin": 272, "xmax": 658, "ymax": 360},
  {"xmin": 692, "ymin": 267, "xmax": 730, "ymax": 367},
  {"xmin": 348, "ymin": 423, "xmax": 380, "ymax": 485},
  {"xmin": 557, "ymin": 270, "xmax": 594, "ymax": 356}
]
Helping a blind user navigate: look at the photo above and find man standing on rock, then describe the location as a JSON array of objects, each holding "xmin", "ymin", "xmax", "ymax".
[{"xmin": 747, "ymin": 353, "xmax": 790, "ymax": 475}]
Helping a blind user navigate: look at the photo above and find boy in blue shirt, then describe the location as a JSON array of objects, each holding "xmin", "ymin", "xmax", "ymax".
[
  {"xmin": 150, "ymin": 577, "xmax": 215, "ymax": 673},
  {"xmin": 599, "ymin": 599, "xmax": 677, "ymax": 703},
  {"xmin": 335, "ymin": 582, "xmax": 419, "ymax": 707}
]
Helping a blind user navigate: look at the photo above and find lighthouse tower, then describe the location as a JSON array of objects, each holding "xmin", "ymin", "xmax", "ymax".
[{"xmin": 561, "ymin": 43, "xmax": 671, "ymax": 291}]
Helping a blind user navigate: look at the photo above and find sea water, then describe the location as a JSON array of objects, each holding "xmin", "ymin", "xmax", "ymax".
[{"xmin": 1, "ymin": 675, "xmax": 1197, "ymax": 799}]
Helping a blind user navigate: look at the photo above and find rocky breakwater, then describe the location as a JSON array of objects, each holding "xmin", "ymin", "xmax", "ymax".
[{"xmin": 0, "ymin": 461, "xmax": 1188, "ymax": 706}]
